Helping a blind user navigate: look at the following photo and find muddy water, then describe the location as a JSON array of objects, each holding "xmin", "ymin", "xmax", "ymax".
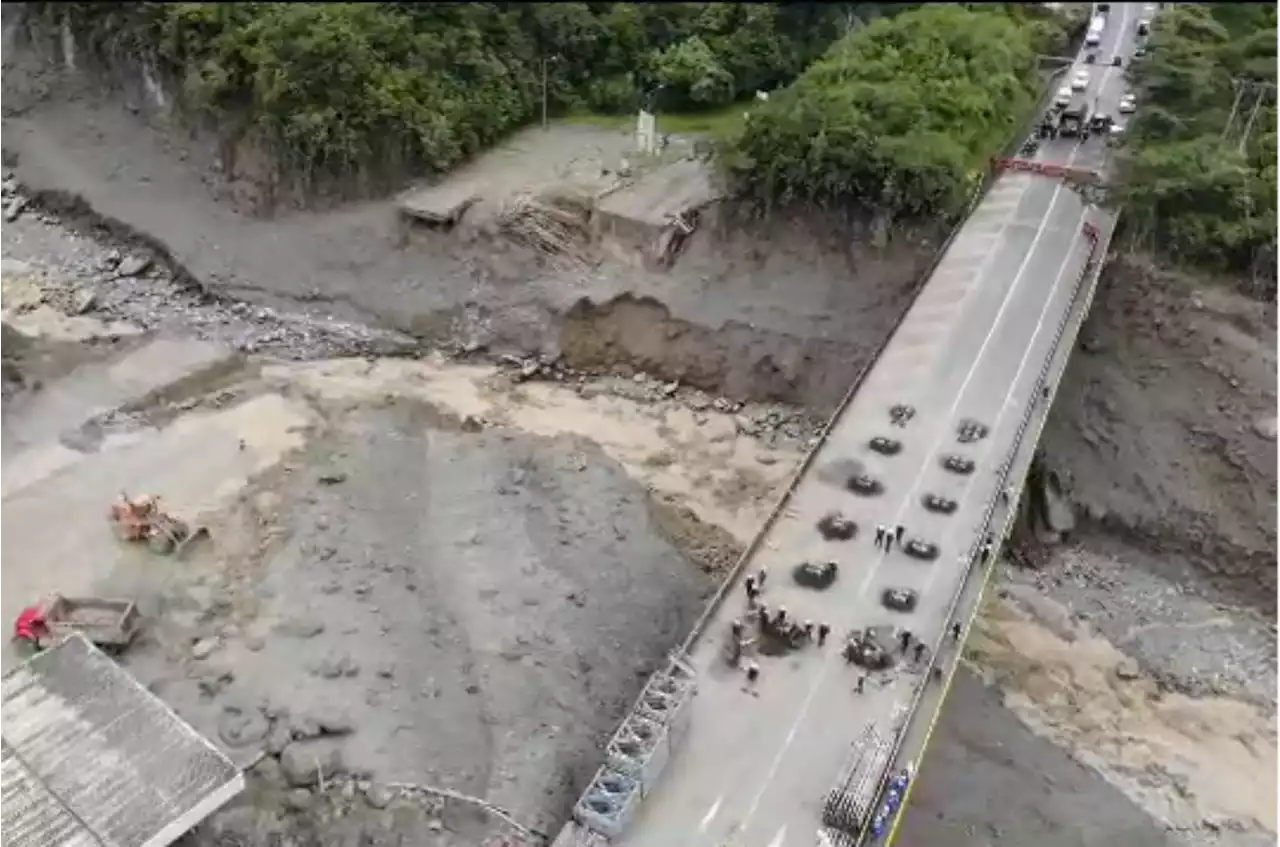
[
  {"xmin": 268, "ymin": 355, "xmax": 803, "ymax": 542},
  {"xmin": 970, "ymin": 594, "xmax": 1278, "ymax": 835}
]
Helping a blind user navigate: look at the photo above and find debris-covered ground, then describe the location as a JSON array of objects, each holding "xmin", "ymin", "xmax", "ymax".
[{"xmin": 2, "ymin": 39, "xmax": 1275, "ymax": 847}]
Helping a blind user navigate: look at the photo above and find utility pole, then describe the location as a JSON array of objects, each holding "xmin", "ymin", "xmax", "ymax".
[
  {"xmin": 1237, "ymin": 82, "xmax": 1271, "ymax": 154},
  {"xmin": 1221, "ymin": 79, "xmax": 1246, "ymax": 140}
]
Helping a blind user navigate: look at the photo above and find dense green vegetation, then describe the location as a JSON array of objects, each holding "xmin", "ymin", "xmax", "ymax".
[
  {"xmin": 42, "ymin": 2, "xmax": 897, "ymax": 181},
  {"xmin": 720, "ymin": 5, "xmax": 1063, "ymax": 221},
  {"xmin": 1117, "ymin": 3, "xmax": 1276, "ymax": 281}
]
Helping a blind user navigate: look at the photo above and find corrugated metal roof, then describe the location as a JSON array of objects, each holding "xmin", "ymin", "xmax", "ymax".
[{"xmin": 1, "ymin": 634, "xmax": 244, "ymax": 847}]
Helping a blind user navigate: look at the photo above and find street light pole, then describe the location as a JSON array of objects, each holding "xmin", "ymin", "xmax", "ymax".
[
  {"xmin": 541, "ymin": 58, "xmax": 549, "ymax": 130},
  {"xmin": 540, "ymin": 55, "xmax": 559, "ymax": 131}
]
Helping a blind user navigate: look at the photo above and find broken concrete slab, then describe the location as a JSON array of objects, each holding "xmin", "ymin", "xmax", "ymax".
[{"xmin": 396, "ymin": 182, "xmax": 480, "ymax": 226}]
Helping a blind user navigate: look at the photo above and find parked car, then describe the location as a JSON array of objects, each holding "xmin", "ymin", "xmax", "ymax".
[
  {"xmin": 903, "ymin": 538, "xmax": 940, "ymax": 561},
  {"xmin": 922, "ymin": 494, "xmax": 958, "ymax": 515},
  {"xmin": 869, "ymin": 436, "xmax": 902, "ymax": 456},
  {"xmin": 1119, "ymin": 94, "xmax": 1137, "ymax": 114},
  {"xmin": 1071, "ymin": 69, "xmax": 1090, "ymax": 91},
  {"xmin": 793, "ymin": 560, "xmax": 839, "ymax": 590},
  {"xmin": 957, "ymin": 419, "xmax": 989, "ymax": 443},
  {"xmin": 1053, "ymin": 85, "xmax": 1073, "ymax": 110},
  {"xmin": 846, "ymin": 474, "xmax": 884, "ymax": 496},
  {"xmin": 817, "ymin": 512, "xmax": 857, "ymax": 541},
  {"xmin": 882, "ymin": 587, "xmax": 919, "ymax": 613}
]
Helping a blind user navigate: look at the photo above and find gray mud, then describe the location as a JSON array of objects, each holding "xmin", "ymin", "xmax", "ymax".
[
  {"xmin": 1, "ymin": 51, "xmax": 937, "ymax": 410},
  {"xmin": 122, "ymin": 403, "xmax": 714, "ymax": 839},
  {"xmin": 898, "ymin": 670, "xmax": 1191, "ymax": 847}
]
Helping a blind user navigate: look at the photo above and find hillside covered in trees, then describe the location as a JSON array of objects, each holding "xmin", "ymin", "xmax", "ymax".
[
  {"xmin": 719, "ymin": 4, "xmax": 1070, "ymax": 222},
  {"xmin": 1116, "ymin": 2, "xmax": 1277, "ymax": 286},
  {"xmin": 34, "ymin": 1, "xmax": 1274, "ymax": 283},
  {"xmin": 40, "ymin": 2, "xmax": 897, "ymax": 178}
]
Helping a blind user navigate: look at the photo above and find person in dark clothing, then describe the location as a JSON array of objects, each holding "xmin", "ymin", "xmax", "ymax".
[
  {"xmin": 913, "ymin": 642, "xmax": 926, "ymax": 663},
  {"xmin": 745, "ymin": 575, "xmax": 758, "ymax": 600},
  {"xmin": 746, "ymin": 661, "xmax": 760, "ymax": 683},
  {"xmin": 931, "ymin": 666, "xmax": 944, "ymax": 683},
  {"xmin": 817, "ymin": 623, "xmax": 831, "ymax": 646},
  {"xmin": 899, "ymin": 629, "xmax": 912, "ymax": 653},
  {"xmin": 756, "ymin": 567, "xmax": 768, "ymax": 589},
  {"xmin": 951, "ymin": 621, "xmax": 963, "ymax": 642},
  {"xmin": 855, "ymin": 674, "xmax": 866, "ymax": 694},
  {"xmin": 875, "ymin": 525, "xmax": 886, "ymax": 547},
  {"xmin": 894, "ymin": 525, "xmax": 905, "ymax": 544}
]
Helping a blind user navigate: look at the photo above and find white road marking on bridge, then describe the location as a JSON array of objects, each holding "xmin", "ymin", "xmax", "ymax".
[
  {"xmin": 699, "ymin": 795, "xmax": 723, "ymax": 832},
  {"xmin": 923, "ymin": 222, "xmax": 1088, "ymax": 599},
  {"xmin": 731, "ymin": 108, "xmax": 1102, "ymax": 842},
  {"xmin": 766, "ymin": 825, "xmax": 787, "ymax": 847}
]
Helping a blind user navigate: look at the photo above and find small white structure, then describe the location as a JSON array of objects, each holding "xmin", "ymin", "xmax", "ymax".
[{"xmin": 635, "ymin": 110, "xmax": 658, "ymax": 155}]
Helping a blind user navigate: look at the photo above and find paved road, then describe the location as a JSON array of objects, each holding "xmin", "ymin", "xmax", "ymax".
[
  {"xmin": 878, "ymin": 4, "xmax": 1148, "ymax": 839},
  {"xmin": 558, "ymin": 7, "xmax": 1148, "ymax": 847}
]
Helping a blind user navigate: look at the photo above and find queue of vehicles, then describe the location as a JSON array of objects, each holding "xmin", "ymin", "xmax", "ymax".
[{"xmin": 1036, "ymin": 2, "xmax": 1152, "ymax": 147}]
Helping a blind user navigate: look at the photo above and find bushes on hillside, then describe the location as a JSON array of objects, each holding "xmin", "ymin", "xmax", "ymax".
[
  {"xmin": 1116, "ymin": 4, "xmax": 1276, "ymax": 281},
  {"xmin": 720, "ymin": 5, "xmax": 1044, "ymax": 221},
  {"xmin": 40, "ymin": 2, "xmax": 887, "ymax": 182}
]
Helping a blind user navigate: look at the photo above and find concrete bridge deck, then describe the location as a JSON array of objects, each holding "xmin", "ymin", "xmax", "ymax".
[{"xmin": 555, "ymin": 5, "xmax": 1143, "ymax": 846}]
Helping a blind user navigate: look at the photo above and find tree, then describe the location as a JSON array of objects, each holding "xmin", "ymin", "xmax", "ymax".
[
  {"xmin": 1116, "ymin": 3, "xmax": 1276, "ymax": 279},
  {"xmin": 722, "ymin": 5, "xmax": 1041, "ymax": 221},
  {"xmin": 651, "ymin": 36, "xmax": 735, "ymax": 108}
]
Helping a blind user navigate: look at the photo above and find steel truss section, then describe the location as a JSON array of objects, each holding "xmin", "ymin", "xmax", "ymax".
[{"xmin": 571, "ymin": 655, "xmax": 698, "ymax": 838}]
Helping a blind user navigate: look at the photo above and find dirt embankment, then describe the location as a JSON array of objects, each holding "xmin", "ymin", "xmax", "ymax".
[
  {"xmin": 1039, "ymin": 256, "xmax": 1277, "ymax": 608},
  {"xmin": 1, "ymin": 22, "xmax": 942, "ymax": 412}
]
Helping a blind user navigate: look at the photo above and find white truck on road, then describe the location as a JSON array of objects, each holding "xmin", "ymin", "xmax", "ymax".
[{"xmin": 1085, "ymin": 14, "xmax": 1105, "ymax": 47}]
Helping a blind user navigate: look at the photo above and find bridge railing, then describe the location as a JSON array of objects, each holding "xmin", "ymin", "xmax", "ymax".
[
  {"xmin": 866, "ymin": 210, "xmax": 1117, "ymax": 844},
  {"xmin": 558, "ymin": 61, "xmax": 1078, "ymax": 846}
]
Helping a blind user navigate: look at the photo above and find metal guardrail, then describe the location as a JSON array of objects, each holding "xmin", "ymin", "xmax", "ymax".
[
  {"xmin": 674, "ymin": 58, "xmax": 1075, "ymax": 657},
  {"xmin": 558, "ymin": 55, "xmax": 1083, "ymax": 847},
  {"xmin": 562, "ymin": 156, "xmax": 1028, "ymax": 843},
  {"xmin": 864, "ymin": 206, "xmax": 1118, "ymax": 845}
]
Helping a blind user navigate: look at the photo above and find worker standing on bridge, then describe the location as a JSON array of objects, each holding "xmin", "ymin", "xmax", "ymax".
[
  {"xmin": 875, "ymin": 524, "xmax": 886, "ymax": 548},
  {"xmin": 817, "ymin": 622, "xmax": 830, "ymax": 646},
  {"xmin": 951, "ymin": 621, "xmax": 963, "ymax": 642}
]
